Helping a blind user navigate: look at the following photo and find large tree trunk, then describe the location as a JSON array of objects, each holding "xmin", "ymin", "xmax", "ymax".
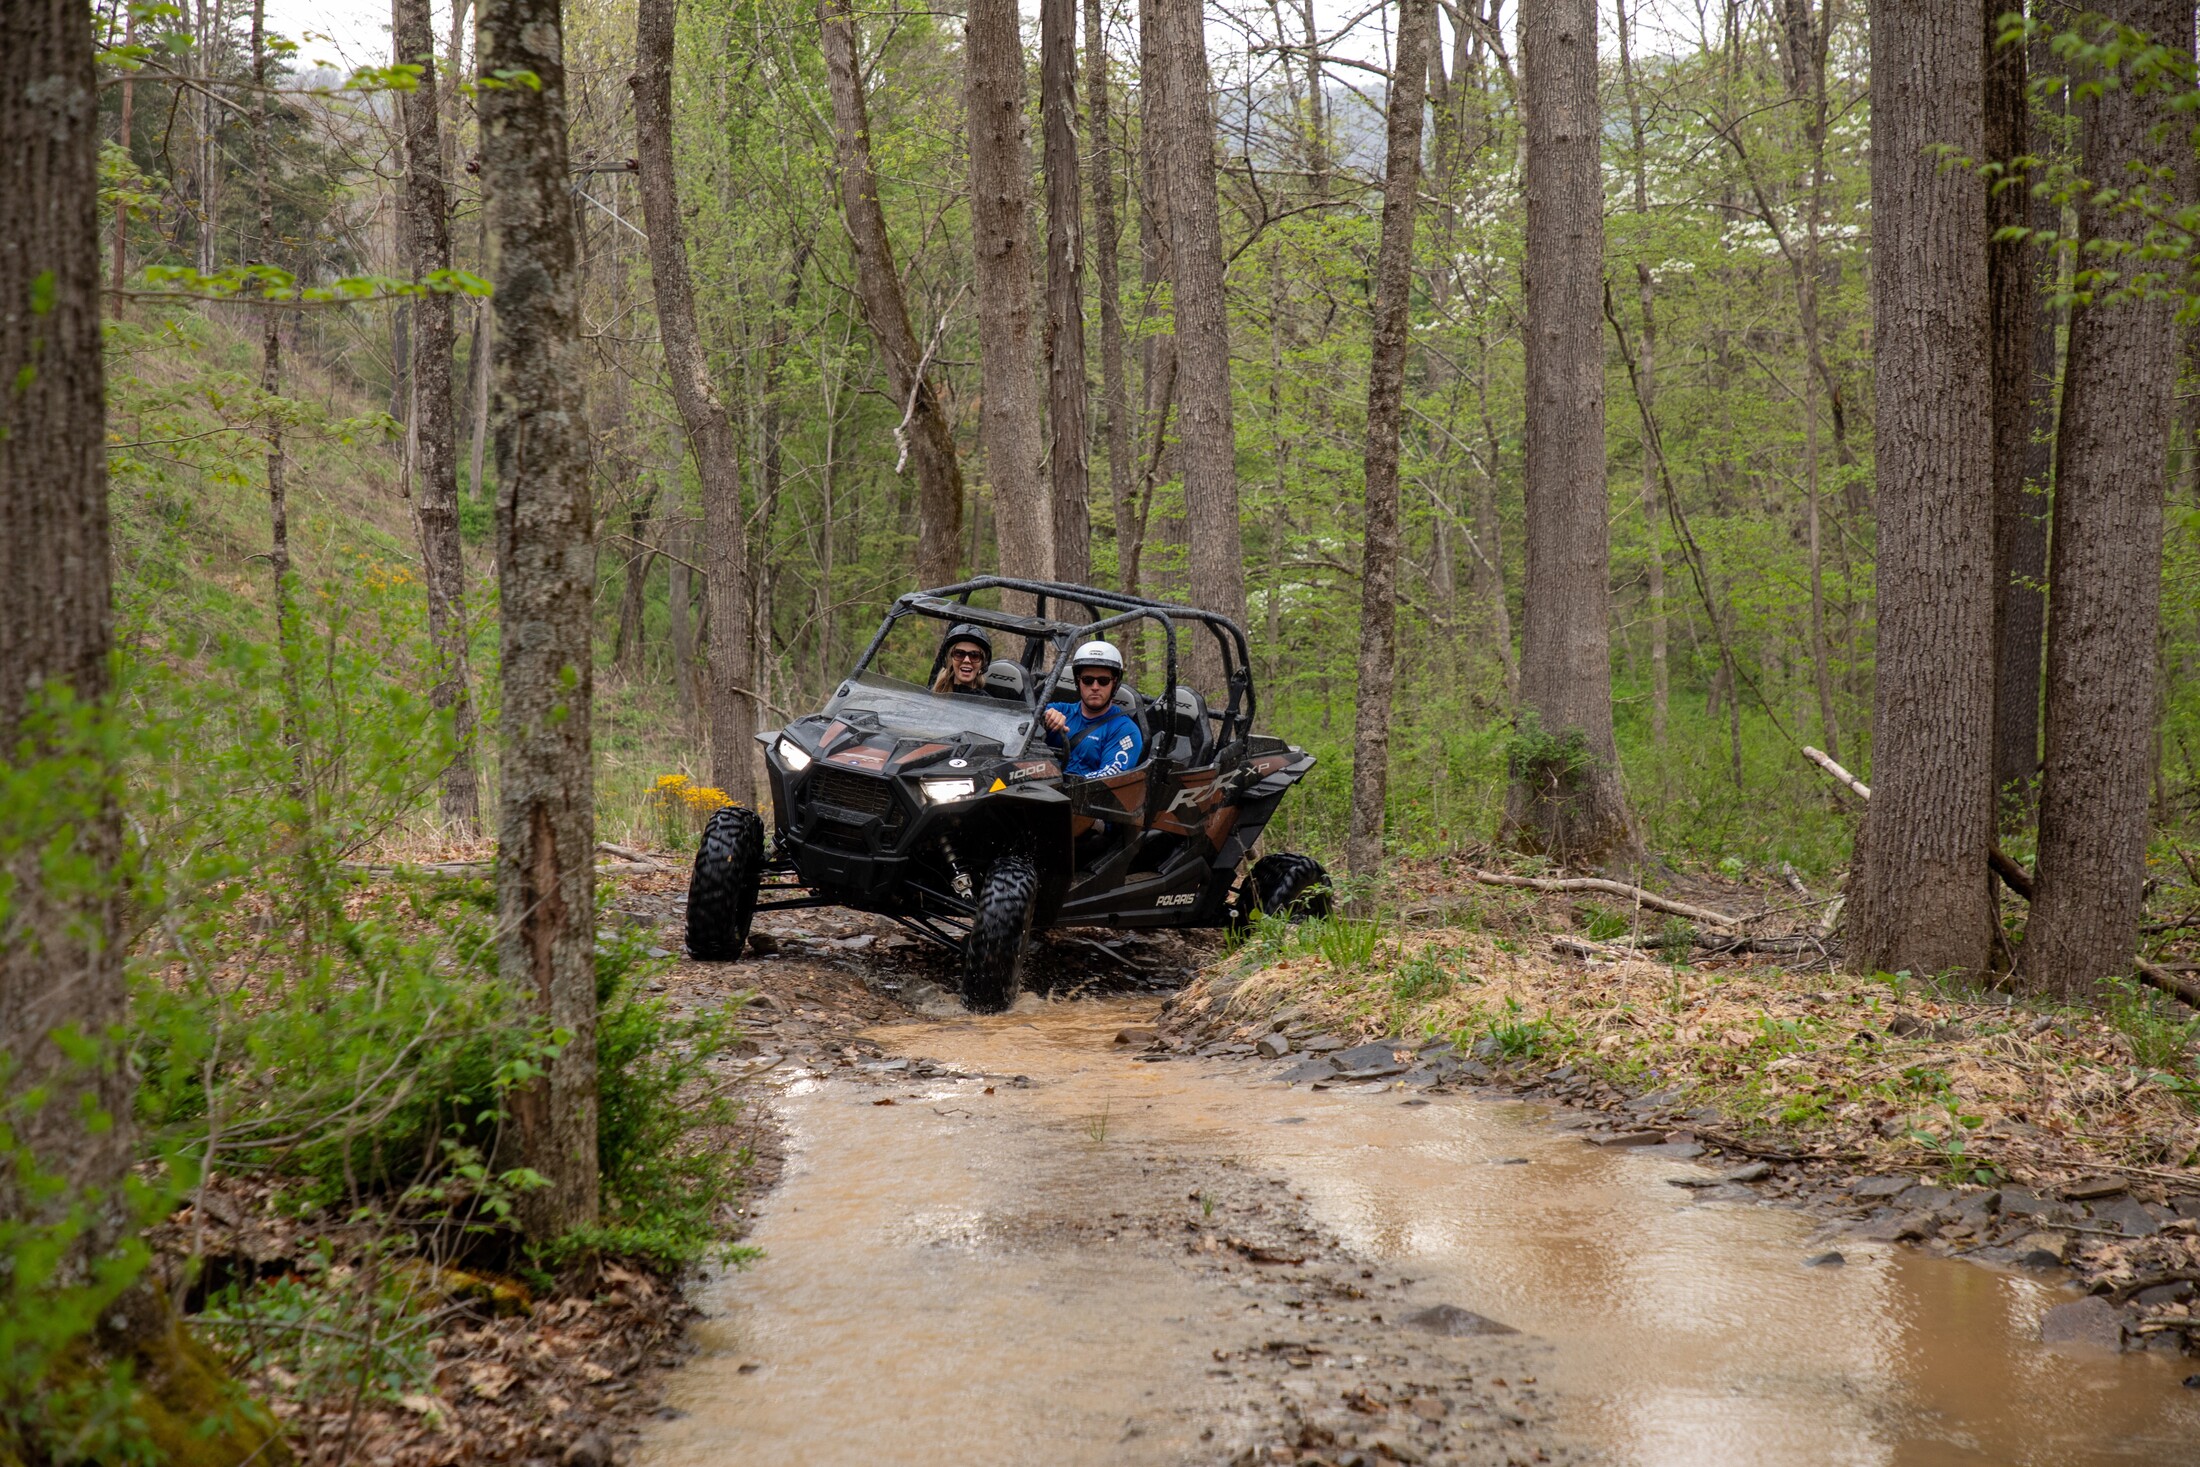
[
  {"xmin": 1043, "ymin": 0, "xmax": 1091, "ymax": 585},
  {"xmin": 1986, "ymin": 0, "xmax": 2037, "ymax": 810},
  {"xmin": 395, "ymin": 0, "xmax": 482, "ymax": 833},
  {"xmin": 1152, "ymin": 0, "xmax": 1244, "ymax": 685},
  {"xmin": 1848, "ymin": 0, "xmax": 1995, "ymax": 978},
  {"xmin": 2022, "ymin": 0, "xmax": 2183, "ymax": 997},
  {"xmin": 820, "ymin": 0, "xmax": 964, "ymax": 586},
  {"xmin": 1129, "ymin": 0, "xmax": 1174, "ymax": 608},
  {"xmin": 479, "ymin": 0, "xmax": 599, "ymax": 1240},
  {"xmin": 1, "ymin": 0, "xmax": 129, "ymax": 1263},
  {"xmin": 1502, "ymin": 0, "xmax": 1637, "ymax": 866},
  {"xmin": 1086, "ymin": 0, "xmax": 1133, "ymax": 589},
  {"xmin": 633, "ymin": 0, "xmax": 757, "ymax": 808},
  {"xmin": 966, "ymin": 0, "xmax": 1053, "ymax": 586},
  {"xmin": 1346, "ymin": 0, "xmax": 1434, "ymax": 893}
]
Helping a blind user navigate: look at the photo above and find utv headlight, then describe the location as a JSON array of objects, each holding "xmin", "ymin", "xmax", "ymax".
[
  {"xmin": 777, "ymin": 737, "xmax": 813, "ymax": 772},
  {"xmin": 921, "ymin": 777, "xmax": 975, "ymax": 804}
]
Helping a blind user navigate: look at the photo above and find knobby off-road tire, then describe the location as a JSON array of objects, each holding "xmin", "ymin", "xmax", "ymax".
[
  {"xmin": 686, "ymin": 805, "xmax": 765, "ymax": 960},
  {"xmin": 960, "ymin": 852, "xmax": 1037, "ymax": 1013},
  {"xmin": 1234, "ymin": 852, "xmax": 1333, "ymax": 927}
]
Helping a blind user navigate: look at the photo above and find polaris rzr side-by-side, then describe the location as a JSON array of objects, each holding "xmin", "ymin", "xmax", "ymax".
[{"xmin": 683, "ymin": 577, "xmax": 1331, "ymax": 1011}]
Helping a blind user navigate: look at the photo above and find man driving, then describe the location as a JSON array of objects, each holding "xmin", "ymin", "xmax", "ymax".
[
  {"xmin": 1042, "ymin": 641, "xmax": 1143, "ymax": 777},
  {"xmin": 931, "ymin": 623, "xmax": 992, "ymax": 695}
]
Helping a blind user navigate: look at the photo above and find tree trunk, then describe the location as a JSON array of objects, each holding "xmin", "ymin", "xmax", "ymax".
[
  {"xmin": 1615, "ymin": 0, "xmax": 1666, "ymax": 748},
  {"xmin": 1131, "ymin": 0, "xmax": 1174, "ymax": 607},
  {"xmin": 1, "ymin": 0, "xmax": 130, "ymax": 1262},
  {"xmin": 1086, "ymin": 0, "xmax": 1133, "ymax": 589},
  {"xmin": 1502, "ymin": 0, "xmax": 1637, "ymax": 866},
  {"xmin": 253, "ymin": 0, "xmax": 307, "ymax": 817},
  {"xmin": 1152, "ymin": 0, "xmax": 1244, "ymax": 686},
  {"xmin": 1848, "ymin": 0, "xmax": 1995, "ymax": 979},
  {"xmin": 633, "ymin": 0, "xmax": 757, "ymax": 808},
  {"xmin": 480, "ymin": 0, "xmax": 599, "ymax": 1240},
  {"xmin": 819, "ymin": 0, "xmax": 964, "ymax": 586},
  {"xmin": 468, "ymin": 294, "xmax": 493, "ymax": 500},
  {"xmin": 1346, "ymin": 0, "xmax": 1434, "ymax": 894},
  {"xmin": 1987, "ymin": 0, "xmax": 2037, "ymax": 810},
  {"xmin": 966, "ymin": 0, "xmax": 1053, "ymax": 587},
  {"xmin": 396, "ymin": 0, "xmax": 482, "ymax": 833},
  {"xmin": 1043, "ymin": 0, "xmax": 1091, "ymax": 585},
  {"xmin": 668, "ymin": 516, "xmax": 696, "ymax": 711},
  {"xmin": 613, "ymin": 479, "xmax": 658, "ymax": 677},
  {"xmin": 2022, "ymin": 0, "xmax": 2182, "ymax": 997}
]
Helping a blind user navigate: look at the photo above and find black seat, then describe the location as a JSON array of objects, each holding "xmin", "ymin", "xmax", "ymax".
[
  {"xmin": 1147, "ymin": 686, "xmax": 1211, "ymax": 765},
  {"xmin": 983, "ymin": 658, "xmax": 1030, "ymax": 702}
]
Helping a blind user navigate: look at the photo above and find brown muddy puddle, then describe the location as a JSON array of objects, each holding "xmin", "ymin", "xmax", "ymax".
[{"xmin": 642, "ymin": 998, "xmax": 2200, "ymax": 1465}]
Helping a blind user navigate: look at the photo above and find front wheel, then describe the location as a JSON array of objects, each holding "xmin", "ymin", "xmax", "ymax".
[
  {"xmin": 686, "ymin": 805, "xmax": 764, "ymax": 960},
  {"xmin": 1233, "ymin": 852, "xmax": 1333, "ymax": 927},
  {"xmin": 960, "ymin": 852, "xmax": 1037, "ymax": 1013}
]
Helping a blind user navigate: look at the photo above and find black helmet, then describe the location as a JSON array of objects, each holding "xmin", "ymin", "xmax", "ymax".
[{"xmin": 943, "ymin": 623, "xmax": 993, "ymax": 660}]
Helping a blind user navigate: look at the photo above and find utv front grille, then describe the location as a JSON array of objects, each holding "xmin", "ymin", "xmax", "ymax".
[{"xmin": 812, "ymin": 767, "xmax": 893, "ymax": 818}]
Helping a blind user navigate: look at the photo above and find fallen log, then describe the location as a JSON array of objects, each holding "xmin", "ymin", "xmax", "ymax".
[{"xmin": 1471, "ymin": 870, "xmax": 1742, "ymax": 932}]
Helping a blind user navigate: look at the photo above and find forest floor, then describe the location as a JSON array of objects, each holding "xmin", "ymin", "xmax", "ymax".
[{"xmin": 176, "ymin": 851, "xmax": 2200, "ymax": 1464}]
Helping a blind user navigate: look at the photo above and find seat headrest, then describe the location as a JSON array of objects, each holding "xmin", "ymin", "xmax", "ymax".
[{"xmin": 983, "ymin": 659, "xmax": 1031, "ymax": 700}]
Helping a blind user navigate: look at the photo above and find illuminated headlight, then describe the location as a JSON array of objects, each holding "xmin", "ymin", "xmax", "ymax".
[
  {"xmin": 776, "ymin": 737, "xmax": 812, "ymax": 772},
  {"xmin": 921, "ymin": 777, "xmax": 975, "ymax": 804}
]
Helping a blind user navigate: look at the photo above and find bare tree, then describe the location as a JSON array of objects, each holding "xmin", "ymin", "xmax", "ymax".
[
  {"xmin": 1151, "ymin": 0, "xmax": 1244, "ymax": 683},
  {"xmin": 967, "ymin": 0, "xmax": 1054, "ymax": 584},
  {"xmin": 395, "ymin": 0, "xmax": 482, "ymax": 832},
  {"xmin": 1615, "ymin": 0, "xmax": 1667, "ymax": 747},
  {"xmin": 2023, "ymin": 0, "xmax": 2183, "ymax": 995},
  {"xmin": 820, "ymin": 0, "xmax": 965, "ymax": 585},
  {"xmin": 1086, "ymin": 0, "xmax": 1133, "ymax": 588},
  {"xmin": 1346, "ymin": 0, "xmax": 1435, "ymax": 891},
  {"xmin": 479, "ymin": 0, "xmax": 599, "ymax": 1239},
  {"xmin": 633, "ymin": 0, "xmax": 758, "ymax": 808},
  {"xmin": 1986, "ymin": 0, "xmax": 2035, "ymax": 810},
  {"xmin": 1043, "ymin": 0, "xmax": 1091, "ymax": 584},
  {"xmin": 1502, "ymin": 0, "xmax": 1637, "ymax": 865},
  {"xmin": 1847, "ymin": 0, "xmax": 1995, "ymax": 978},
  {"xmin": 2, "ymin": 0, "xmax": 130, "ymax": 1262}
]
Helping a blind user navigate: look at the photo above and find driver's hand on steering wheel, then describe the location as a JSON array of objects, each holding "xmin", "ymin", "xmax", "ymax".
[{"xmin": 1042, "ymin": 707, "xmax": 1068, "ymax": 734}]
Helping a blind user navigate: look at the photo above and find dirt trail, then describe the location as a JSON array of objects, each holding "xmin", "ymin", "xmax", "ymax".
[{"xmin": 638, "ymin": 988, "xmax": 2200, "ymax": 1465}]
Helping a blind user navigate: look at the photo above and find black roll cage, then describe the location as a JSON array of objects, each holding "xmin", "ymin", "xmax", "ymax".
[{"xmin": 845, "ymin": 576, "xmax": 1258, "ymax": 750}]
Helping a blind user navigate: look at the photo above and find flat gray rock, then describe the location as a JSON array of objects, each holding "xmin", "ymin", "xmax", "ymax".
[
  {"xmin": 1332, "ymin": 1039, "xmax": 1412, "ymax": 1070},
  {"xmin": 1277, "ymin": 1057, "xmax": 1340, "ymax": 1084},
  {"xmin": 2040, "ymin": 1295, "xmax": 2125, "ymax": 1351},
  {"xmin": 1403, "ymin": 1304, "xmax": 1517, "ymax": 1337},
  {"xmin": 2089, "ymin": 1197, "xmax": 2161, "ymax": 1238},
  {"xmin": 1852, "ymin": 1176, "xmax": 1911, "ymax": 1201}
]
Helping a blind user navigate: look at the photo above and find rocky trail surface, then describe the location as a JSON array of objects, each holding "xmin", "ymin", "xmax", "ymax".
[{"xmin": 607, "ymin": 896, "xmax": 2200, "ymax": 1465}]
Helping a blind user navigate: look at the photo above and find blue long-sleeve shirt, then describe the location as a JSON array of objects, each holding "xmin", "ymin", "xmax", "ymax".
[{"xmin": 1045, "ymin": 701, "xmax": 1144, "ymax": 776}]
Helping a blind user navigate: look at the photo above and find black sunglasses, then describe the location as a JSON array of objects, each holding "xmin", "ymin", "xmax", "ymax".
[
  {"xmin": 1078, "ymin": 673, "xmax": 1116, "ymax": 687},
  {"xmin": 948, "ymin": 648, "xmax": 986, "ymax": 660}
]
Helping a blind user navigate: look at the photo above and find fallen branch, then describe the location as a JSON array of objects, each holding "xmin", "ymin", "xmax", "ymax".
[
  {"xmin": 1798, "ymin": 745, "xmax": 2035, "ymax": 899},
  {"xmin": 2136, "ymin": 959, "xmax": 2200, "ymax": 1009},
  {"xmin": 1471, "ymin": 870, "xmax": 1741, "ymax": 931}
]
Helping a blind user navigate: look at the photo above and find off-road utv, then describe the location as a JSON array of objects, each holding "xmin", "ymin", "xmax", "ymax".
[{"xmin": 683, "ymin": 577, "xmax": 1330, "ymax": 1011}]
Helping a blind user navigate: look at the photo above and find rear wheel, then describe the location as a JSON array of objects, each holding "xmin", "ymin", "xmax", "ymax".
[
  {"xmin": 686, "ymin": 806, "xmax": 764, "ymax": 960},
  {"xmin": 1234, "ymin": 852, "xmax": 1333, "ymax": 926},
  {"xmin": 960, "ymin": 852, "xmax": 1037, "ymax": 1013}
]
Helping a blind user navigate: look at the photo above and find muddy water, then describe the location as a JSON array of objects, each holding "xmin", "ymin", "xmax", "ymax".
[{"xmin": 644, "ymin": 1000, "xmax": 2200, "ymax": 1465}]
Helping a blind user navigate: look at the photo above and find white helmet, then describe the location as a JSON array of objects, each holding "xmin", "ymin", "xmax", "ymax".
[{"xmin": 1069, "ymin": 640, "xmax": 1124, "ymax": 676}]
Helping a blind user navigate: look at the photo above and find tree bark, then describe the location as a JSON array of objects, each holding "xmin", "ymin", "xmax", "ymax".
[
  {"xmin": 2022, "ymin": 0, "xmax": 2183, "ymax": 997},
  {"xmin": 966, "ymin": 0, "xmax": 1053, "ymax": 586},
  {"xmin": 633, "ymin": 0, "xmax": 757, "ymax": 808},
  {"xmin": 1615, "ymin": 0, "xmax": 1666, "ymax": 748},
  {"xmin": 1086, "ymin": 0, "xmax": 1133, "ymax": 589},
  {"xmin": 1044, "ymin": 0, "xmax": 1091, "ymax": 585},
  {"xmin": 1131, "ymin": 0, "xmax": 1174, "ymax": 607},
  {"xmin": 479, "ymin": 0, "xmax": 599, "ymax": 1240},
  {"xmin": 0, "ymin": 0, "xmax": 130, "ymax": 1260},
  {"xmin": 253, "ymin": 0, "xmax": 307, "ymax": 816},
  {"xmin": 1152, "ymin": 0, "xmax": 1244, "ymax": 685},
  {"xmin": 1848, "ymin": 0, "xmax": 1995, "ymax": 979},
  {"xmin": 819, "ymin": 0, "xmax": 964, "ymax": 586},
  {"xmin": 1346, "ymin": 0, "xmax": 1434, "ymax": 894},
  {"xmin": 396, "ymin": 0, "xmax": 482, "ymax": 833},
  {"xmin": 1502, "ymin": 0, "xmax": 1637, "ymax": 866},
  {"xmin": 1986, "ymin": 0, "xmax": 2037, "ymax": 810}
]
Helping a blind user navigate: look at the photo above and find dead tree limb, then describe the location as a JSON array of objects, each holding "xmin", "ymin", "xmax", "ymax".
[
  {"xmin": 1471, "ymin": 870, "xmax": 1741, "ymax": 931},
  {"xmin": 1802, "ymin": 744, "xmax": 2036, "ymax": 899}
]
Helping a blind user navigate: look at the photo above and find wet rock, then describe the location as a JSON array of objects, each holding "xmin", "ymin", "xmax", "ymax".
[
  {"xmin": 1401, "ymin": 1304, "xmax": 1517, "ymax": 1336},
  {"xmin": 1332, "ymin": 1040, "xmax": 1411, "ymax": 1070},
  {"xmin": 1852, "ymin": 1176, "xmax": 1911, "ymax": 1202},
  {"xmin": 1638, "ymin": 1141, "xmax": 1706, "ymax": 1159},
  {"xmin": 1278, "ymin": 1058, "xmax": 1340, "ymax": 1084},
  {"xmin": 2062, "ymin": 1177, "xmax": 2127, "ymax": 1202},
  {"xmin": 1804, "ymin": 1251, "xmax": 1845, "ymax": 1267},
  {"xmin": 1998, "ymin": 1187, "xmax": 2048, "ymax": 1216},
  {"xmin": 1452, "ymin": 1058, "xmax": 1494, "ymax": 1083},
  {"xmin": 2088, "ymin": 1198, "xmax": 2160, "ymax": 1238},
  {"xmin": 2040, "ymin": 1295, "xmax": 2125, "ymax": 1351},
  {"xmin": 1666, "ymin": 1176, "xmax": 1720, "ymax": 1189},
  {"xmin": 1623, "ymin": 1089, "xmax": 1680, "ymax": 1114},
  {"xmin": 2012, "ymin": 1232, "xmax": 2069, "ymax": 1267},
  {"xmin": 1855, "ymin": 1211, "xmax": 1936, "ymax": 1243},
  {"xmin": 1114, "ymin": 1027, "xmax": 1160, "ymax": 1046},
  {"xmin": 1586, "ymin": 1130, "xmax": 1667, "ymax": 1148},
  {"xmin": 1896, "ymin": 1184, "xmax": 1954, "ymax": 1212},
  {"xmin": 1335, "ymin": 1062, "xmax": 1410, "ymax": 1082},
  {"xmin": 1257, "ymin": 1033, "xmax": 1292, "ymax": 1059},
  {"xmin": 2134, "ymin": 1281, "xmax": 2194, "ymax": 1307},
  {"xmin": 1470, "ymin": 1036, "xmax": 1504, "ymax": 1060},
  {"xmin": 1300, "ymin": 1033, "xmax": 1348, "ymax": 1053},
  {"xmin": 561, "ymin": 1432, "xmax": 615, "ymax": 1467},
  {"xmin": 1725, "ymin": 1162, "xmax": 1773, "ymax": 1184}
]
